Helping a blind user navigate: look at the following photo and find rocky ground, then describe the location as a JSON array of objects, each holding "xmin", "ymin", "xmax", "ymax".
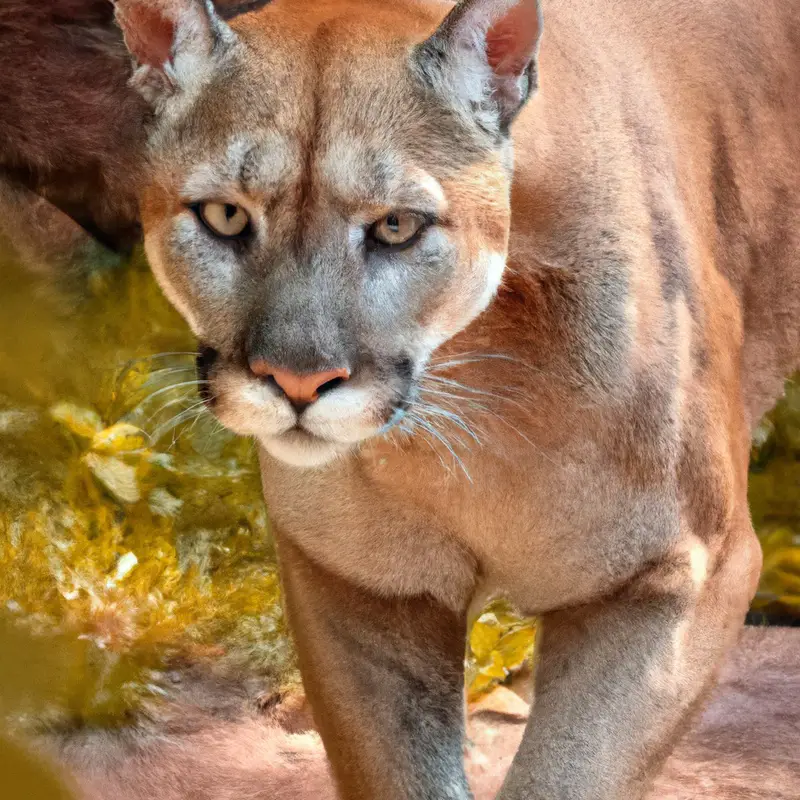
[{"xmin": 41, "ymin": 626, "xmax": 799, "ymax": 800}]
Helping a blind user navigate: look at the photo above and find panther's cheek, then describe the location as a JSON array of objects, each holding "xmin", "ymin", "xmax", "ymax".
[
  {"xmin": 422, "ymin": 250, "xmax": 508, "ymax": 353},
  {"xmin": 145, "ymin": 240, "xmax": 204, "ymax": 337},
  {"xmin": 472, "ymin": 251, "xmax": 507, "ymax": 316}
]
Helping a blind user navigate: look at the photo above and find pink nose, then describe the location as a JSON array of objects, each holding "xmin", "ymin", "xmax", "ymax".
[{"xmin": 249, "ymin": 360, "xmax": 351, "ymax": 407}]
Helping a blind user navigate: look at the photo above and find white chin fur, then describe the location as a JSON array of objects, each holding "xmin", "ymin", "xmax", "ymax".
[{"xmin": 260, "ymin": 432, "xmax": 351, "ymax": 469}]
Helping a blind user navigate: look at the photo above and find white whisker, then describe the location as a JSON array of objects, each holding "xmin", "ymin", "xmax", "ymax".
[
  {"xmin": 140, "ymin": 364, "xmax": 198, "ymax": 384},
  {"xmin": 425, "ymin": 375, "xmax": 529, "ymax": 410},
  {"xmin": 153, "ymin": 399, "xmax": 209, "ymax": 445},
  {"xmin": 142, "ymin": 392, "xmax": 206, "ymax": 427},
  {"xmin": 133, "ymin": 379, "xmax": 209, "ymax": 410},
  {"xmin": 412, "ymin": 415, "xmax": 472, "ymax": 482},
  {"xmin": 419, "ymin": 386, "xmax": 489, "ymax": 412},
  {"xmin": 126, "ymin": 351, "xmax": 199, "ymax": 363},
  {"xmin": 405, "ymin": 414, "xmax": 453, "ymax": 475},
  {"xmin": 417, "ymin": 370, "xmax": 560, "ymax": 468},
  {"xmin": 416, "ymin": 402, "xmax": 481, "ymax": 445}
]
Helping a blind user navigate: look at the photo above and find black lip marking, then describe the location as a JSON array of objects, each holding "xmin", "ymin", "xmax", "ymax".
[
  {"xmin": 386, "ymin": 405, "xmax": 408, "ymax": 427},
  {"xmin": 395, "ymin": 356, "xmax": 415, "ymax": 382},
  {"xmin": 196, "ymin": 346, "xmax": 219, "ymax": 404},
  {"xmin": 383, "ymin": 369, "xmax": 419, "ymax": 431}
]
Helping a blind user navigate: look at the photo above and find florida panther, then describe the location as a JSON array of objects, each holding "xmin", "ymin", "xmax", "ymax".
[{"xmin": 65, "ymin": 0, "xmax": 800, "ymax": 796}]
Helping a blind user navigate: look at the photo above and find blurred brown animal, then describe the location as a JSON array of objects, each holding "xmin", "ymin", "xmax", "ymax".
[
  {"xmin": 0, "ymin": 0, "xmax": 143, "ymax": 255},
  {"xmin": 0, "ymin": 0, "xmax": 269, "ymax": 271}
]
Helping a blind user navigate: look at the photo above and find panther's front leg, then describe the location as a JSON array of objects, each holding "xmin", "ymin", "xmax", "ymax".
[
  {"xmin": 499, "ymin": 521, "xmax": 762, "ymax": 800},
  {"xmin": 276, "ymin": 534, "xmax": 473, "ymax": 800}
]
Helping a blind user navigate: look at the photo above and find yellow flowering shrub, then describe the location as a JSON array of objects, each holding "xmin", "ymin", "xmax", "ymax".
[
  {"xmin": 749, "ymin": 382, "xmax": 800, "ymax": 615},
  {"xmin": 0, "ymin": 253, "xmax": 289, "ymax": 726}
]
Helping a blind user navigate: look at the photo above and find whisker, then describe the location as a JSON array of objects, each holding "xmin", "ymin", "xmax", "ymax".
[
  {"xmin": 115, "ymin": 365, "xmax": 198, "ymax": 401},
  {"xmin": 405, "ymin": 413, "xmax": 452, "ymax": 476},
  {"xmin": 429, "ymin": 350, "xmax": 489, "ymax": 365},
  {"xmin": 141, "ymin": 393, "xmax": 205, "ymax": 427},
  {"xmin": 430, "ymin": 352, "xmax": 566, "ymax": 384},
  {"xmin": 186, "ymin": 405, "xmax": 208, "ymax": 438},
  {"xmin": 133, "ymin": 379, "xmax": 209, "ymax": 409},
  {"xmin": 140, "ymin": 364, "xmax": 198, "ymax": 382},
  {"xmin": 416, "ymin": 402, "xmax": 481, "ymax": 444},
  {"xmin": 152, "ymin": 400, "xmax": 209, "ymax": 444},
  {"xmin": 427, "ymin": 400, "xmax": 491, "ymax": 442},
  {"xmin": 123, "ymin": 352, "xmax": 199, "ymax": 364},
  {"xmin": 419, "ymin": 386, "xmax": 490, "ymax": 412},
  {"xmin": 114, "ymin": 352, "xmax": 198, "ymax": 384},
  {"xmin": 429, "ymin": 357, "xmax": 494, "ymax": 370},
  {"xmin": 424, "ymin": 375, "xmax": 529, "ymax": 410},
  {"xmin": 431, "ymin": 352, "xmax": 534, "ymax": 370},
  {"xmin": 419, "ymin": 376, "xmax": 558, "ymax": 467},
  {"xmin": 472, "ymin": 402, "xmax": 559, "ymax": 467},
  {"xmin": 412, "ymin": 415, "xmax": 472, "ymax": 482}
]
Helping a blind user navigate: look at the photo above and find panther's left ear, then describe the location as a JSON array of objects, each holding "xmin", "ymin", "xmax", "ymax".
[{"xmin": 414, "ymin": 0, "xmax": 543, "ymax": 131}]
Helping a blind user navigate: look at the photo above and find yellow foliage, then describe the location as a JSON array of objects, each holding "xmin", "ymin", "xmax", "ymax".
[
  {"xmin": 749, "ymin": 381, "xmax": 800, "ymax": 615},
  {"xmin": 465, "ymin": 601, "xmax": 536, "ymax": 700},
  {"xmin": 90, "ymin": 423, "xmax": 148, "ymax": 454},
  {"xmin": 0, "ymin": 253, "xmax": 292, "ymax": 727},
  {"xmin": 49, "ymin": 403, "xmax": 103, "ymax": 439}
]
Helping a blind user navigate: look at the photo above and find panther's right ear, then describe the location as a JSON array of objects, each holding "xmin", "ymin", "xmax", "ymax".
[{"xmin": 114, "ymin": 0, "xmax": 237, "ymax": 104}]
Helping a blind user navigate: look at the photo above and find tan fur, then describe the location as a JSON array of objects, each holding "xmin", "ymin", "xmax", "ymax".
[{"xmin": 115, "ymin": 0, "xmax": 800, "ymax": 796}]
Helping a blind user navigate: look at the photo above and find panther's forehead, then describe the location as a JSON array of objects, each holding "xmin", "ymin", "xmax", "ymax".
[
  {"xmin": 158, "ymin": 69, "xmax": 486, "ymax": 233},
  {"xmin": 156, "ymin": 0, "xmax": 489, "ymax": 170},
  {"xmin": 176, "ymin": 133, "xmax": 302, "ymax": 203}
]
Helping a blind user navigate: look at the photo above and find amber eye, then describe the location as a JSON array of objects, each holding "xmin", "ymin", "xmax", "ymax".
[
  {"xmin": 369, "ymin": 212, "xmax": 427, "ymax": 248},
  {"xmin": 196, "ymin": 201, "xmax": 251, "ymax": 238}
]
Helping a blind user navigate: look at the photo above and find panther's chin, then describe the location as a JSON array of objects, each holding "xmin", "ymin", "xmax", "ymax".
[{"xmin": 259, "ymin": 430, "xmax": 353, "ymax": 469}]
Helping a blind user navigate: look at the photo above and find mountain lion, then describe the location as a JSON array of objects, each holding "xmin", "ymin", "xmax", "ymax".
[{"xmin": 109, "ymin": 0, "xmax": 799, "ymax": 797}]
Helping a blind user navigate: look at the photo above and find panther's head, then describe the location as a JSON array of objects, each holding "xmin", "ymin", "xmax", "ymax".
[{"xmin": 116, "ymin": 0, "xmax": 542, "ymax": 467}]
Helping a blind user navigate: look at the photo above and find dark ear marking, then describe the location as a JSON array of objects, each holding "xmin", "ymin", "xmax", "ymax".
[{"xmin": 413, "ymin": 0, "xmax": 543, "ymax": 133}]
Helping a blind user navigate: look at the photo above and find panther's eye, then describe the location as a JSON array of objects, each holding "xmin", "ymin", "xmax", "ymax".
[
  {"xmin": 369, "ymin": 212, "xmax": 427, "ymax": 248},
  {"xmin": 196, "ymin": 202, "xmax": 251, "ymax": 238}
]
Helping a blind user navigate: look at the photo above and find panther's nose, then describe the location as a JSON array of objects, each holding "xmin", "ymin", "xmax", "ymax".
[{"xmin": 248, "ymin": 359, "xmax": 351, "ymax": 410}]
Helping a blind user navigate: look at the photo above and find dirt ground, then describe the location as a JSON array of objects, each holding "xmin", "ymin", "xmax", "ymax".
[{"xmin": 47, "ymin": 627, "xmax": 799, "ymax": 800}]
